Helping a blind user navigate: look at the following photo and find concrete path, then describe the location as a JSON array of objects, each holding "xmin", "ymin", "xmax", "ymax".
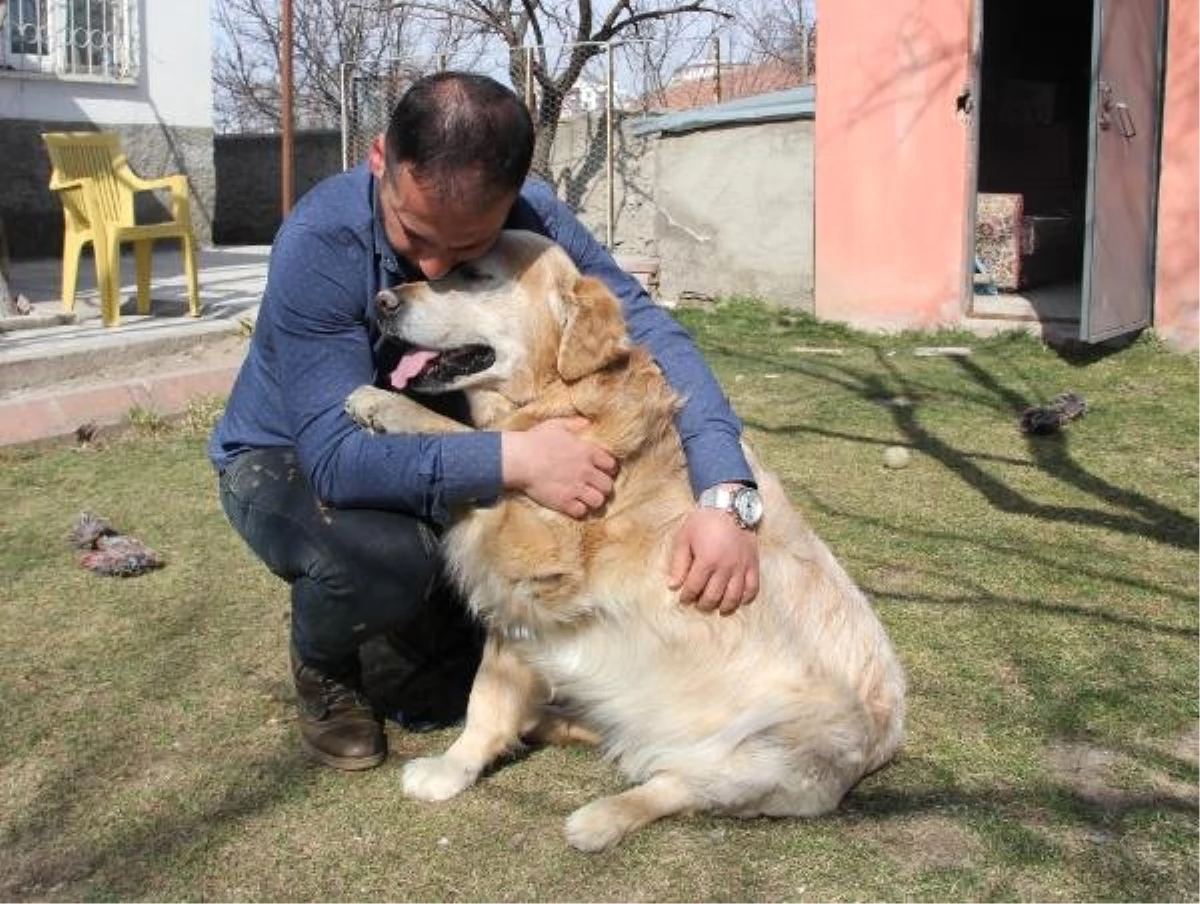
[
  {"xmin": 0, "ymin": 245, "xmax": 270, "ymax": 447},
  {"xmin": 0, "ymin": 243, "xmax": 660, "ymax": 448}
]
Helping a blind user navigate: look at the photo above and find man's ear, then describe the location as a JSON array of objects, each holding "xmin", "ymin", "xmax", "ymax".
[
  {"xmin": 367, "ymin": 133, "xmax": 387, "ymax": 178},
  {"xmin": 557, "ymin": 276, "xmax": 631, "ymax": 382}
]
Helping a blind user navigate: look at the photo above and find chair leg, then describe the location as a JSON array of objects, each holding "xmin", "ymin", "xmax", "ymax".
[
  {"xmin": 134, "ymin": 241, "xmax": 153, "ymax": 315},
  {"xmin": 98, "ymin": 235, "xmax": 123, "ymax": 327},
  {"xmin": 181, "ymin": 235, "xmax": 200, "ymax": 317},
  {"xmin": 61, "ymin": 232, "xmax": 85, "ymax": 314}
]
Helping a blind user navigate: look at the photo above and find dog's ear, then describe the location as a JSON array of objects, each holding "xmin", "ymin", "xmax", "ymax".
[{"xmin": 558, "ymin": 276, "xmax": 631, "ymax": 382}]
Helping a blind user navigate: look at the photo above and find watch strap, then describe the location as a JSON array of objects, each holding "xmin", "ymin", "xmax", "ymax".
[
  {"xmin": 698, "ymin": 485, "xmax": 739, "ymax": 511},
  {"xmin": 699, "ymin": 482, "xmax": 762, "ymax": 530}
]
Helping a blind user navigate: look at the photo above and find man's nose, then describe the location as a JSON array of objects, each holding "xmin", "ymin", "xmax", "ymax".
[{"xmin": 419, "ymin": 254, "xmax": 457, "ymax": 280}]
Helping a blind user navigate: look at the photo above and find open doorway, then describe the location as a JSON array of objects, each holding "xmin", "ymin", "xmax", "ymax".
[{"xmin": 971, "ymin": 0, "xmax": 1095, "ymax": 331}]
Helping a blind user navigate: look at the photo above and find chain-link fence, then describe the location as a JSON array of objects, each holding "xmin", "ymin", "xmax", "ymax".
[{"xmin": 339, "ymin": 35, "xmax": 811, "ymax": 251}]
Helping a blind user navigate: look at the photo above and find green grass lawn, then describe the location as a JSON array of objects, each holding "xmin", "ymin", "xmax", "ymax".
[{"xmin": 1, "ymin": 301, "xmax": 1196, "ymax": 902}]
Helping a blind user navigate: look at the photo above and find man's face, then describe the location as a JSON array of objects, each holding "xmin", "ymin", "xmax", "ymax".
[{"xmin": 369, "ymin": 135, "xmax": 516, "ymax": 280}]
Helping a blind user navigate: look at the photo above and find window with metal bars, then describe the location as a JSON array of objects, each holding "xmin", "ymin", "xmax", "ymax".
[{"xmin": 1, "ymin": 0, "xmax": 138, "ymax": 80}]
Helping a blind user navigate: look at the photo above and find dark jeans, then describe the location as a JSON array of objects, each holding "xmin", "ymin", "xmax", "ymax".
[{"xmin": 217, "ymin": 446, "xmax": 471, "ymax": 676}]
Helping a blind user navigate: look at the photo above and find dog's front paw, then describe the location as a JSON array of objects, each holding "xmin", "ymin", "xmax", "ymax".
[
  {"xmin": 564, "ymin": 798, "xmax": 631, "ymax": 852},
  {"xmin": 344, "ymin": 385, "xmax": 392, "ymax": 432},
  {"xmin": 401, "ymin": 755, "xmax": 478, "ymax": 801}
]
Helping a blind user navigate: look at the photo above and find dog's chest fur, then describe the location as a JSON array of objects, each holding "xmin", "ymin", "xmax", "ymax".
[{"xmin": 444, "ymin": 347, "xmax": 688, "ymax": 638}]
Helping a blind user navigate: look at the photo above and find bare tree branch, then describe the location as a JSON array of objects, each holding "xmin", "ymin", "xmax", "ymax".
[
  {"xmin": 214, "ymin": 0, "xmax": 770, "ymax": 184},
  {"xmin": 213, "ymin": 0, "xmax": 488, "ymax": 132},
  {"xmin": 595, "ymin": 1, "xmax": 730, "ymax": 43}
]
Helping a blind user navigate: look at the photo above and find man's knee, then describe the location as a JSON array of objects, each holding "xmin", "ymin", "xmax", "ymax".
[
  {"xmin": 300, "ymin": 508, "xmax": 444, "ymax": 621},
  {"xmin": 322, "ymin": 507, "xmax": 439, "ymax": 578}
]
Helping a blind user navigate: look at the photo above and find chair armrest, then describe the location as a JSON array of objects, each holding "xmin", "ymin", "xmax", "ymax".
[
  {"xmin": 48, "ymin": 173, "xmax": 86, "ymax": 193},
  {"xmin": 117, "ymin": 160, "xmax": 187, "ymax": 196},
  {"xmin": 117, "ymin": 161, "xmax": 182, "ymax": 193},
  {"xmin": 123, "ymin": 171, "xmax": 179, "ymax": 192},
  {"xmin": 117, "ymin": 165, "xmax": 193, "ymax": 220}
]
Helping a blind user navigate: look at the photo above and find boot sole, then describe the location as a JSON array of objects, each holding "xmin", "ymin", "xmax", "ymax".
[{"xmin": 300, "ymin": 736, "xmax": 387, "ymax": 771}]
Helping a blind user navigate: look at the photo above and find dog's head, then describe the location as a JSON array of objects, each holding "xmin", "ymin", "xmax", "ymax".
[{"xmin": 376, "ymin": 230, "xmax": 631, "ymax": 423}]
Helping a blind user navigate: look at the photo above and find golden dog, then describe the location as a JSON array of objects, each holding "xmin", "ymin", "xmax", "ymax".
[{"xmin": 346, "ymin": 230, "xmax": 906, "ymax": 851}]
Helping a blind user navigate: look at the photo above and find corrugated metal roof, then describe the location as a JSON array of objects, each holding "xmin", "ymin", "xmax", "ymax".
[{"xmin": 628, "ymin": 84, "xmax": 816, "ymax": 137}]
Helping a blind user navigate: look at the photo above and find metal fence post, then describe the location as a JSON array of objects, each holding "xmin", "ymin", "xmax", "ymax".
[
  {"xmin": 339, "ymin": 62, "xmax": 351, "ymax": 171},
  {"xmin": 605, "ymin": 40, "xmax": 615, "ymax": 249},
  {"xmin": 523, "ymin": 45, "xmax": 535, "ymax": 110},
  {"xmin": 713, "ymin": 34, "xmax": 722, "ymax": 103}
]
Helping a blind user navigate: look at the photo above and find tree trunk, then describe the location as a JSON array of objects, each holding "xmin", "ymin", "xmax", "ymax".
[
  {"xmin": 0, "ymin": 274, "xmax": 16, "ymax": 318},
  {"xmin": 0, "ymin": 219, "xmax": 16, "ymax": 317}
]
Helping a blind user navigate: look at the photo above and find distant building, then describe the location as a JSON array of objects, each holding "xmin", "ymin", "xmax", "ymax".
[
  {"xmin": 636, "ymin": 59, "xmax": 806, "ymax": 114},
  {"xmin": 557, "ymin": 76, "xmax": 634, "ymax": 118}
]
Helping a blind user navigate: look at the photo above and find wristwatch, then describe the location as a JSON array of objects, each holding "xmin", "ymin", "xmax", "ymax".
[{"xmin": 698, "ymin": 483, "xmax": 764, "ymax": 530}]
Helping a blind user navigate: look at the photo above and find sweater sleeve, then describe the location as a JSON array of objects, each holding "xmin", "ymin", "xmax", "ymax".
[{"xmin": 512, "ymin": 181, "xmax": 754, "ymax": 493}]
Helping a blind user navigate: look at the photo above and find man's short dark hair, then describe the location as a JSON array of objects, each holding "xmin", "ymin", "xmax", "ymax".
[{"xmin": 385, "ymin": 71, "xmax": 535, "ymax": 207}]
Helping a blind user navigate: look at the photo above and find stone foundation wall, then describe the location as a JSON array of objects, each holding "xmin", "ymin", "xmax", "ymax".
[
  {"xmin": 212, "ymin": 130, "xmax": 344, "ymax": 245},
  {"xmin": 204, "ymin": 117, "xmax": 815, "ymax": 310},
  {"xmin": 2, "ymin": 121, "xmax": 214, "ymax": 259},
  {"xmin": 208, "ymin": 122, "xmax": 655, "ymax": 253}
]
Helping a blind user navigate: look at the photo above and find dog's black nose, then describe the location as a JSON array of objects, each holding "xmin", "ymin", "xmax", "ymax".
[{"xmin": 376, "ymin": 289, "xmax": 402, "ymax": 315}]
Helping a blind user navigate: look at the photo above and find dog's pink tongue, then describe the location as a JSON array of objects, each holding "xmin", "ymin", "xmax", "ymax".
[{"xmin": 389, "ymin": 349, "xmax": 439, "ymax": 390}]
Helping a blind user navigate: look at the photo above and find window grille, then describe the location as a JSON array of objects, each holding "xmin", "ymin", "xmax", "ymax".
[{"xmin": 2, "ymin": 0, "xmax": 138, "ymax": 80}]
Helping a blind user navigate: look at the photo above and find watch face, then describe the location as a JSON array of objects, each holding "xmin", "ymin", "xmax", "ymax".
[{"xmin": 734, "ymin": 488, "xmax": 763, "ymax": 527}]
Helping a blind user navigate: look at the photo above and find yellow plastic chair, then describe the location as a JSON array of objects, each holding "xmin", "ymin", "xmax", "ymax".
[{"xmin": 42, "ymin": 131, "xmax": 201, "ymax": 327}]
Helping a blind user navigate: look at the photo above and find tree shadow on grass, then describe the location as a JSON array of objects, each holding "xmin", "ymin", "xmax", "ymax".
[
  {"xmin": 719, "ymin": 340, "xmax": 1197, "ymax": 551},
  {"xmin": 840, "ymin": 746, "xmax": 1198, "ymax": 900},
  {"xmin": 860, "ymin": 581, "xmax": 1197, "ymax": 640},
  {"xmin": 849, "ymin": 730, "xmax": 1199, "ymax": 829},
  {"xmin": 867, "ymin": 347, "xmax": 1195, "ymax": 550},
  {"xmin": 0, "ymin": 586, "xmax": 323, "ymax": 901},
  {"xmin": 1, "ymin": 727, "xmax": 319, "ymax": 901}
]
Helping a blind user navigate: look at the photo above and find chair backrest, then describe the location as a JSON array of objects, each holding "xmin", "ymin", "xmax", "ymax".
[{"xmin": 43, "ymin": 132, "xmax": 137, "ymax": 231}]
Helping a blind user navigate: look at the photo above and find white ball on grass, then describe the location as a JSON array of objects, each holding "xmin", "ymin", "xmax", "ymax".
[{"xmin": 883, "ymin": 446, "xmax": 912, "ymax": 469}]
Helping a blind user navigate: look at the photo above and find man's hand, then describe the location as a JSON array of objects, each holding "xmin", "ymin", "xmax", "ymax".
[
  {"xmin": 502, "ymin": 417, "xmax": 617, "ymax": 518},
  {"xmin": 668, "ymin": 508, "xmax": 760, "ymax": 616}
]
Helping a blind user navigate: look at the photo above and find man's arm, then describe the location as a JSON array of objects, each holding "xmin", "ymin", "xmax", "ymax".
[
  {"xmin": 510, "ymin": 180, "xmax": 755, "ymax": 493},
  {"xmin": 262, "ymin": 222, "xmax": 503, "ymax": 524},
  {"xmin": 509, "ymin": 181, "xmax": 760, "ymax": 615}
]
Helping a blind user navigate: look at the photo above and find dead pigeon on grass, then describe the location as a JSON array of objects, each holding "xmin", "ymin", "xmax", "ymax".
[
  {"xmin": 1019, "ymin": 392, "xmax": 1088, "ymax": 436},
  {"xmin": 67, "ymin": 511, "xmax": 163, "ymax": 576}
]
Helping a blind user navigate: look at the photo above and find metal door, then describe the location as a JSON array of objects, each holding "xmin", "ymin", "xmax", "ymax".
[{"xmin": 1081, "ymin": 0, "xmax": 1166, "ymax": 342}]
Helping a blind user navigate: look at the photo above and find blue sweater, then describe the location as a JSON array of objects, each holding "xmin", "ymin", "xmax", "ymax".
[{"xmin": 208, "ymin": 164, "xmax": 752, "ymax": 525}]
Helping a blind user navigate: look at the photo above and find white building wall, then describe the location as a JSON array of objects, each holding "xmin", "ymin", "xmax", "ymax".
[{"xmin": 0, "ymin": 0, "xmax": 213, "ymax": 126}]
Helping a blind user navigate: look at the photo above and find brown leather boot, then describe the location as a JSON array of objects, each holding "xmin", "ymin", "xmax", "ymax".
[{"xmin": 291, "ymin": 647, "xmax": 386, "ymax": 771}]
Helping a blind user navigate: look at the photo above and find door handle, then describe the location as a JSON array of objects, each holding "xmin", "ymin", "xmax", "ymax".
[
  {"xmin": 1114, "ymin": 102, "xmax": 1136, "ymax": 138},
  {"xmin": 1098, "ymin": 81, "xmax": 1136, "ymax": 138}
]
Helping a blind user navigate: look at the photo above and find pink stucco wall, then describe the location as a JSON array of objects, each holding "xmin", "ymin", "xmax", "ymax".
[
  {"xmin": 1154, "ymin": 0, "xmax": 1199, "ymax": 352},
  {"xmin": 815, "ymin": 0, "xmax": 972, "ymax": 330}
]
